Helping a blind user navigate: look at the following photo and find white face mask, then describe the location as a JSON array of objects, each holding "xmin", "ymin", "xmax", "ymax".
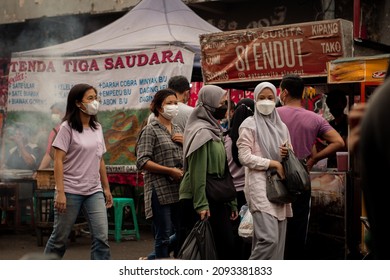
[
  {"xmin": 256, "ymin": 99, "xmax": 275, "ymax": 115},
  {"xmin": 160, "ymin": 104, "xmax": 179, "ymax": 120},
  {"xmin": 81, "ymin": 100, "xmax": 100, "ymax": 115},
  {"xmin": 51, "ymin": 113, "xmax": 62, "ymax": 124}
]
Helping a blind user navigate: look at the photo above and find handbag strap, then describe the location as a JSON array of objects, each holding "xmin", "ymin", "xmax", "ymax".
[{"xmin": 224, "ymin": 156, "xmax": 230, "ymax": 176}]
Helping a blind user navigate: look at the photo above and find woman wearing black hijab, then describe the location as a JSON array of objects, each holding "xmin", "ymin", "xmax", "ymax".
[{"xmin": 224, "ymin": 98, "xmax": 255, "ymax": 259}]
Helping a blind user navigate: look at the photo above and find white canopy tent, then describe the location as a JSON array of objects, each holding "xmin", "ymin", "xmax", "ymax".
[
  {"xmin": 12, "ymin": 0, "xmax": 220, "ymax": 67},
  {"xmin": 5, "ymin": 0, "xmax": 223, "ymax": 166}
]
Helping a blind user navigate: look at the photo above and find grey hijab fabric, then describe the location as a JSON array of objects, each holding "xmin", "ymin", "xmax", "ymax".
[
  {"xmin": 241, "ymin": 82, "xmax": 289, "ymax": 161},
  {"xmin": 183, "ymin": 85, "xmax": 226, "ymax": 169}
]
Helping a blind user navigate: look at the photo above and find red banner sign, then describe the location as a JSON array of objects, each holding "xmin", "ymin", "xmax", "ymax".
[{"xmin": 200, "ymin": 19, "xmax": 352, "ymax": 84}]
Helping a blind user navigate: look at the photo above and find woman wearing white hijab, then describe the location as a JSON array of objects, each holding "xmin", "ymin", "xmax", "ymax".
[
  {"xmin": 237, "ymin": 81, "xmax": 293, "ymax": 260},
  {"xmin": 179, "ymin": 85, "xmax": 238, "ymax": 260}
]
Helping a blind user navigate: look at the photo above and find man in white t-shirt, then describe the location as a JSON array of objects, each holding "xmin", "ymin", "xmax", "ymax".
[{"xmin": 168, "ymin": 75, "xmax": 194, "ymax": 132}]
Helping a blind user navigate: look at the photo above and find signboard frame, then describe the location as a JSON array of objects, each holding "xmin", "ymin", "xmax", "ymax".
[{"xmin": 200, "ymin": 19, "xmax": 353, "ymax": 85}]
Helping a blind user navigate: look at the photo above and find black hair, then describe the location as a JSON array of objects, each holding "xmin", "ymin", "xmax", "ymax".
[
  {"xmin": 64, "ymin": 83, "xmax": 98, "ymax": 133},
  {"xmin": 228, "ymin": 98, "xmax": 255, "ymax": 167},
  {"xmin": 280, "ymin": 74, "xmax": 305, "ymax": 99},
  {"xmin": 150, "ymin": 89, "xmax": 177, "ymax": 117},
  {"xmin": 168, "ymin": 75, "xmax": 191, "ymax": 94},
  {"xmin": 228, "ymin": 99, "xmax": 236, "ymax": 111},
  {"xmin": 325, "ymin": 90, "xmax": 347, "ymax": 108}
]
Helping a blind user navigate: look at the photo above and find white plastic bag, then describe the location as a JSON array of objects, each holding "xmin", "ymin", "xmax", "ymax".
[{"xmin": 238, "ymin": 204, "xmax": 253, "ymax": 242}]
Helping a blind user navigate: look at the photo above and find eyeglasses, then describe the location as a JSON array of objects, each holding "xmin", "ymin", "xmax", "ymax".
[{"xmin": 83, "ymin": 96, "xmax": 101, "ymax": 103}]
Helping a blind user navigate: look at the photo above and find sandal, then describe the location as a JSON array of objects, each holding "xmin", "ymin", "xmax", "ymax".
[{"xmin": 138, "ymin": 257, "xmax": 148, "ymax": 260}]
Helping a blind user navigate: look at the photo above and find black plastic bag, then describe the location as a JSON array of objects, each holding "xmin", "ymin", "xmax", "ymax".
[
  {"xmin": 177, "ymin": 218, "xmax": 217, "ymax": 260},
  {"xmin": 282, "ymin": 149, "xmax": 311, "ymax": 195}
]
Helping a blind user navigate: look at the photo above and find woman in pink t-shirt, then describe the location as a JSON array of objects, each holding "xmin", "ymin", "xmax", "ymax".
[{"xmin": 43, "ymin": 84, "xmax": 113, "ymax": 260}]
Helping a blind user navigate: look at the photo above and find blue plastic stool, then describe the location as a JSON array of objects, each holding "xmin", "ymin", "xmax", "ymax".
[{"xmin": 109, "ymin": 197, "xmax": 140, "ymax": 242}]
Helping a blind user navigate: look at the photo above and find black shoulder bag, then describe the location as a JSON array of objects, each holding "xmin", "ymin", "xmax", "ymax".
[
  {"xmin": 206, "ymin": 158, "xmax": 236, "ymax": 203},
  {"xmin": 266, "ymin": 169, "xmax": 296, "ymax": 204}
]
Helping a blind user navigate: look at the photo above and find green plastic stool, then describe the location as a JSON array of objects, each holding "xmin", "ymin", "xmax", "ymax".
[{"xmin": 109, "ymin": 197, "xmax": 140, "ymax": 242}]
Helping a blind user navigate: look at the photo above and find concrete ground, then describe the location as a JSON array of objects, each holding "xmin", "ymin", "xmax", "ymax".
[
  {"xmin": 0, "ymin": 226, "xmax": 154, "ymax": 260},
  {"xmin": 0, "ymin": 226, "xmax": 352, "ymax": 260}
]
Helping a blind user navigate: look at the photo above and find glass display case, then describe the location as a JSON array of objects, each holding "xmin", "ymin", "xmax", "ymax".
[{"xmin": 306, "ymin": 171, "xmax": 347, "ymax": 259}]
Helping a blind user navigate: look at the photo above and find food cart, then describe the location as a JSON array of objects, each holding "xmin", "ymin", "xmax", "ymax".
[
  {"xmin": 327, "ymin": 53, "xmax": 390, "ymax": 257},
  {"xmin": 327, "ymin": 54, "xmax": 390, "ymax": 102},
  {"xmin": 0, "ymin": 169, "xmax": 35, "ymax": 230}
]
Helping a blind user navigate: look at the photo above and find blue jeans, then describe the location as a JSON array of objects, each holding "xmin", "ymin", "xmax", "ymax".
[
  {"xmin": 146, "ymin": 233, "xmax": 176, "ymax": 260},
  {"xmin": 44, "ymin": 191, "xmax": 111, "ymax": 260},
  {"xmin": 151, "ymin": 188, "xmax": 180, "ymax": 259}
]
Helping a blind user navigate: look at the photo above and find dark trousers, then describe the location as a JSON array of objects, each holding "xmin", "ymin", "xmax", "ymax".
[
  {"xmin": 177, "ymin": 199, "xmax": 198, "ymax": 253},
  {"xmin": 284, "ymin": 190, "xmax": 311, "ymax": 260},
  {"xmin": 151, "ymin": 189, "xmax": 180, "ymax": 258},
  {"xmin": 208, "ymin": 198, "xmax": 235, "ymax": 260}
]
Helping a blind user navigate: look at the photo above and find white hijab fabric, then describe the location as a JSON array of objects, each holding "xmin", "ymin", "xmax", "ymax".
[
  {"xmin": 242, "ymin": 82, "xmax": 289, "ymax": 161},
  {"xmin": 183, "ymin": 85, "xmax": 226, "ymax": 170}
]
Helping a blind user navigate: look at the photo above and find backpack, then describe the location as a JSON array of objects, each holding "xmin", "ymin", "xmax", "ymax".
[{"xmin": 49, "ymin": 128, "xmax": 58, "ymax": 160}]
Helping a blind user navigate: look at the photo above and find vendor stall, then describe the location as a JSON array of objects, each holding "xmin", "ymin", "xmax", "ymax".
[
  {"xmin": 307, "ymin": 171, "xmax": 348, "ymax": 259},
  {"xmin": 327, "ymin": 54, "xmax": 390, "ymax": 257},
  {"xmin": 0, "ymin": 169, "xmax": 35, "ymax": 230},
  {"xmin": 327, "ymin": 54, "xmax": 390, "ymax": 102},
  {"xmin": 105, "ymin": 165, "xmax": 145, "ymax": 224}
]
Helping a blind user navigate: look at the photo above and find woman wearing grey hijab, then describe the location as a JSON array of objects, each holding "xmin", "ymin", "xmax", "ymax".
[
  {"xmin": 179, "ymin": 85, "xmax": 238, "ymax": 260},
  {"xmin": 237, "ymin": 81, "xmax": 292, "ymax": 260}
]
